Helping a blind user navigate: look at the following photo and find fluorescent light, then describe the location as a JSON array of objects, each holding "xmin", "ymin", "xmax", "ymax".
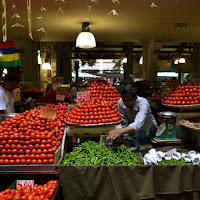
[
  {"xmin": 76, "ymin": 32, "xmax": 96, "ymax": 49},
  {"xmin": 157, "ymin": 72, "xmax": 178, "ymax": 77},
  {"xmin": 179, "ymin": 57, "xmax": 186, "ymax": 64},
  {"xmin": 139, "ymin": 56, "xmax": 143, "ymax": 65}
]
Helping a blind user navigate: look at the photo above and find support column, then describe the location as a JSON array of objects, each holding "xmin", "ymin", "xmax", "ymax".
[
  {"xmin": 125, "ymin": 42, "xmax": 134, "ymax": 84},
  {"xmin": 56, "ymin": 42, "xmax": 72, "ymax": 84},
  {"xmin": 142, "ymin": 39, "xmax": 162, "ymax": 81},
  {"xmin": 192, "ymin": 43, "xmax": 200, "ymax": 78},
  {"xmin": 74, "ymin": 61, "xmax": 79, "ymax": 84},
  {"xmin": 142, "ymin": 42, "xmax": 148, "ymax": 80},
  {"xmin": 14, "ymin": 39, "xmax": 39, "ymax": 89}
]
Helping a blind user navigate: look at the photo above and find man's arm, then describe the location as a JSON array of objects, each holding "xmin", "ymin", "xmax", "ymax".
[
  {"xmin": 128, "ymin": 99, "xmax": 149, "ymax": 132},
  {"xmin": 0, "ymin": 110, "xmax": 7, "ymax": 114},
  {"xmin": 107, "ymin": 125, "xmax": 135, "ymax": 140}
]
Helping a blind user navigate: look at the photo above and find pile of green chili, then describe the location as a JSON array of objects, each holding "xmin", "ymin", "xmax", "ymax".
[
  {"xmin": 61, "ymin": 141, "xmax": 141, "ymax": 165},
  {"xmin": 158, "ymin": 158, "xmax": 193, "ymax": 165}
]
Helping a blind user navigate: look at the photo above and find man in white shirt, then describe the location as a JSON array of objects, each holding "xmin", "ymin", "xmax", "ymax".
[
  {"xmin": 0, "ymin": 73, "xmax": 20, "ymax": 113},
  {"xmin": 107, "ymin": 84, "xmax": 158, "ymax": 150}
]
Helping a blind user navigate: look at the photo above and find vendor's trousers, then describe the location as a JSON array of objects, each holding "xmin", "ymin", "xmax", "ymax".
[{"xmin": 126, "ymin": 126, "xmax": 157, "ymax": 151}]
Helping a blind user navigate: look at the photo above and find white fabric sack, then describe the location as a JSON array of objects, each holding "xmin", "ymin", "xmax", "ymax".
[
  {"xmin": 172, "ymin": 152, "xmax": 181, "ymax": 160},
  {"xmin": 192, "ymin": 153, "xmax": 200, "ymax": 165},
  {"xmin": 188, "ymin": 150, "xmax": 196, "ymax": 160},
  {"xmin": 156, "ymin": 151, "xmax": 164, "ymax": 162},
  {"xmin": 149, "ymin": 149, "xmax": 157, "ymax": 162},
  {"xmin": 164, "ymin": 153, "xmax": 172, "ymax": 160},
  {"xmin": 144, "ymin": 153, "xmax": 158, "ymax": 165}
]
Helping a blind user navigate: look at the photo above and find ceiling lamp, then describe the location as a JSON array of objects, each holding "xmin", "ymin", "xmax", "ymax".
[
  {"xmin": 122, "ymin": 58, "xmax": 127, "ymax": 63},
  {"xmin": 76, "ymin": 22, "xmax": 96, "ymax": 49},
  {"xmin": 174, "ymin": 59, "xmax": 179, "ymax": 64},
  {"xmin": 179, "ymin": 57, "xmax": 186, "ymax": 64},
  {"xmin": 42, "ymin": 58, "xmax": 51, "ymax": 70},
  {"xmin": 139, "ymin": 56, "xmax": 143, "ymax": 65}
]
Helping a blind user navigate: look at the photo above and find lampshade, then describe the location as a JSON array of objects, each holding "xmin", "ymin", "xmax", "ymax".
[
  {"xmin": 174, "ymin": 59, "xmax": 179, "ymax": 64},
  {"xmin": 42, "ymin": 58, "xmax": 51, "ymax": 70},
  {"xmin": 122, "ymin": 58, "xmax": 127, "ymax": 63},
  {"xmin": 179, "ymin": 57, "xmax": 186, "ymax": 64},
  {"xmin": 76, "ymin": 22, "xmax": 96, "ymax": 49},
  {"xmin": 139, "ymin": 56, "xmax": 143, "ymax": 65}
]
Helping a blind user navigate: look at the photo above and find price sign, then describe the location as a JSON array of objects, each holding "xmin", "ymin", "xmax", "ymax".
[
  {"xmin": 77, "ymin": 92, "xmax": 90, "ymax": 102},
  {"xmin": 16, "ymin": 180, "xmax": 34, "ymax": 189},
  {"xmin": 166, "ymin": 148, "xmax": 177, "ymax": 157},
  {"xmin": 56, "ymin": 94, "xmax": 65, "ymax": 101},
  {"xmin": 52, "ymin": 83, "xmax": 62, "ymax": 91}
]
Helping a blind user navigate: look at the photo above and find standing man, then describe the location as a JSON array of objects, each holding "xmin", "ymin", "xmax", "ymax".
[
  {"xmin": 0, "ymin": 73, "xmax": 21, "ymax": 113},
  {"xmin": 107, "ymin": 84, "xmax": 157, "ymax": 150}
]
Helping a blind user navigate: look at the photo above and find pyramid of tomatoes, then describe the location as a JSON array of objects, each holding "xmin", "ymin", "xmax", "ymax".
[
  {"xmin": 0, "ymin": 103, "xmax": 68, "ymax": 165},
  {"xmin": 66, "ymin": 99, "xmax": 121, "ymax": 124},
  {"xmin": 163, "ymin": 82, "xmax": 200, "ymax": 105},
  {"xmin": 85, "ymin": 80, "xmax": 121, "ymax": 104},
  {"xmin": 0, "ymin": 180, "xmax": 58, "ymax": 200}
]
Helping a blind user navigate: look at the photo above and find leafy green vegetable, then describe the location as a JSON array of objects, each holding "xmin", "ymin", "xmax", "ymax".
[
  {"xmin": 61, "ymin": 141, "xmax": 141, "ymax": 165},
  {"xmin": 158, "ymin": 158, "xmax": 193, "ymax": 165}
]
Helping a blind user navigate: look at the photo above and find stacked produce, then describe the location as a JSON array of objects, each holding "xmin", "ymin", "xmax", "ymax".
[
  {"xmin": 38, "ymin": 90, "xmax": 73, "ymax": 104},
  {"xmin": 0, "ymin": 180, "xmax": 58, "ymax": 200},
  {"xmin": 164, "ymin": 79, "xmax": 180, "ymax": 88},
  {"xmin": 163, "ymin": 82, "xmax": 200, "ymax": 105},
  {"xmin": 66, "ymin": 99, "xmax": 121, "ymax": 124},
  {"xmin": 150, "ymin": 94, "xmax": 163, "ymax": 101},
  {"xmin": 0, "ymin": 103, "xmax": 68, "ymax": 165},
  {"xmin": 85, "ymin": 80, "xmax": 121, "ymax": 104},
  {"xmin": 144, "ymin": 149, "xmax": 200, "ymax": 165},
  {"xmin": 21, "ymin": 89, "xmax": 44, "ymax": 99},
  {"xmin": 62, "ymin": 141, "xmax": 141, "ymax": 165}
]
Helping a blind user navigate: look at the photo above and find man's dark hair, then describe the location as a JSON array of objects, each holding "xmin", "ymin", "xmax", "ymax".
[
  {"xmin": 121, "ymin": 84, "xmax": 138, "ymax": 98},
  {"xmin": 4, "ymin": 73, "xmax": 21, "ymax": 83}
]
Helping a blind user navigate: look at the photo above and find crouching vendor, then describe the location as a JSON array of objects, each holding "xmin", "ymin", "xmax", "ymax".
[{"xmin": 107, "ymin": 84, "xmax": 158, "ymax": 151}]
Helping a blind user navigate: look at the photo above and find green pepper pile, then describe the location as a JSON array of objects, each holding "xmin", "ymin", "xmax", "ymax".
[
  {"xmin": 158, "ymin": 158, "xmax": 193, "ymax": 165},
  {"xmin": 61, "ymin": 141, "xmax": 141, "ymax": 165}
]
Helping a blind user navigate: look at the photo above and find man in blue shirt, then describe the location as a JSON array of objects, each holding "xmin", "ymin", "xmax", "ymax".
[{"xmin": 107, "ymin": 84, "xmax": 157, "ymax": 150}]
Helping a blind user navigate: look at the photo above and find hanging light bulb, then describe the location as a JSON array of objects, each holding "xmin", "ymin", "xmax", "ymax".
[{"xmin": 76, "ymin": 22, "xmax": 96, "ymax": 49}]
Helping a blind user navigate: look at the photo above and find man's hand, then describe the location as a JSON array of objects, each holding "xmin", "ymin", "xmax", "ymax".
[
  {"xmin": 107, "ymin": 126, "xmax": 135, "ymax": 140},
  {"xmin": 107, "ymin": 129, "xmax": 123, "ymax": 140}
]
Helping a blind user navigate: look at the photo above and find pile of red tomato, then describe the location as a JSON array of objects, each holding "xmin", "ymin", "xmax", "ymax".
[
  {"xmin": 66, "ymin": 99, "xmax": 121, "ymax": 124},
  {"xmin": 163, "ymin": 82, "xmax": 200, "ymax": 105},
  {"xmin": 0, "ymin": 180, "xmax": 58, "ymax": 200},
  {"xmin": 0, "ymin": 103, "xmax": 68, "ymax": 165},
  {"xmin": 85, "ymin": 80, "xmax": 121, "ymax": 104}
]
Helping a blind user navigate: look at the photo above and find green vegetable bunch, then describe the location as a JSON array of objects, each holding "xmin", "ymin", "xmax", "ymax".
[
  {"xmin": 158, "ymin": 158, "xmax": 193, "ymax": 165},
  {"xmin": 61, "ymin": 141, "xmax": 141, "ymax": 165}
]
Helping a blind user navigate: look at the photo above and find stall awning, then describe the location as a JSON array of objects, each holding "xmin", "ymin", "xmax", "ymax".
[{"xmin": 0, "ymin": 42, "xmax": 21, "ymax": 67}]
